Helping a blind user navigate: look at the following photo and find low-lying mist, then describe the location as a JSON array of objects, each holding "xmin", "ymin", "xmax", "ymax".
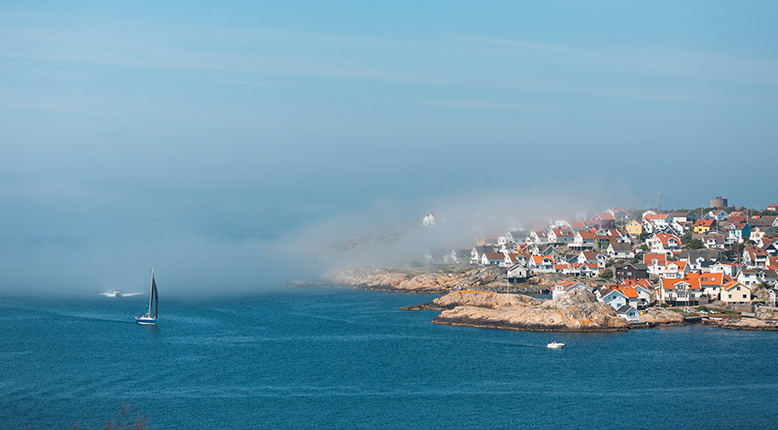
[{"xmin": 0, "ymin": 184, "xmax": 636, "ymax": 297}]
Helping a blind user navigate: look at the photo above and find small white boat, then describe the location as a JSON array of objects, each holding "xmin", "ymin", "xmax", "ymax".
[
  {"xmin": 547, "ymin": 342, "xmax": 565, "ymax": 349},
  {"xmin": 100, "ymin": 290, "xmax": 122, "ymax": 298}
]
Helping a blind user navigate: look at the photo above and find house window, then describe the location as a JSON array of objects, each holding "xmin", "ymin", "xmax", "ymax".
[
  {"xmin": 729, "ymin": 294, "xmax": 732, "ymax": 299},
  {"xmin": 736, "ymin": 286, "xmax": 741, "ymax": 291}
]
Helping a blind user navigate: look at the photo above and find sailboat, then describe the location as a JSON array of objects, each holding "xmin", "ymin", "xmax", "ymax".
[{"xmin": 135, "ymin": 269, "xmax": 159, "ymax": 325}]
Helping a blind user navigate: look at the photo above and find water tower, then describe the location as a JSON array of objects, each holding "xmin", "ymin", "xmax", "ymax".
[{"xmin": 710, "ymin": 196, "xmax": 728, "ymax": 208}]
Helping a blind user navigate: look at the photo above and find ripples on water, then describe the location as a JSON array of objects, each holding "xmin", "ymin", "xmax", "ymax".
[{"xmin": 2, "ymin": 288, "xmax": 778, "ymax": 429}]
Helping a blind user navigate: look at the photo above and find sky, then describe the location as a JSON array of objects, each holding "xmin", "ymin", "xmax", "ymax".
[{"xmin": 1, "ymin": 1, "xmax": 778, "ymax": 294}]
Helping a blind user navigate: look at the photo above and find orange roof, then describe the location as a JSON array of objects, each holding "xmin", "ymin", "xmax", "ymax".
[
  {"xmin": 578, "ymin": 231, "xmax": 596, "ymax": 239},
  {"xmin": 532, "ymin": 255, "xmax": 554, "ymax": 264},
  {"xmin": 695, "ymin": 219, "xmax": 715, "ymax": 227},
  {"xmin": 644, "ymin": 253, "xmax": 667, "ymax": 265},
  {"xmin": 644, "ymin": 213, "xmax": 670, "ymax": 221},
  {"xmin": 618, "ymin": 286, "xmax": 639, "ymax": 298}
]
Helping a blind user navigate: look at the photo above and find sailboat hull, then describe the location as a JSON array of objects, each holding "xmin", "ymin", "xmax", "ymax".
[{"xmin": 135, "ymin": 316, "xmax": 156, "ymax": 325}]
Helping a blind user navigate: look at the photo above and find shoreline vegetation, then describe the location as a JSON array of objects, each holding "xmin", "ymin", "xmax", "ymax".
[{"xmin": 300, "ymin": 266, "xmax": 778, "ymax": 332}]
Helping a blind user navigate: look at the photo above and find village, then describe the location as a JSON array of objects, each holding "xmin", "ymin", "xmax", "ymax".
[{"xmin": 422, "ymin": 196, "xmax": 778, "ymax": 325}]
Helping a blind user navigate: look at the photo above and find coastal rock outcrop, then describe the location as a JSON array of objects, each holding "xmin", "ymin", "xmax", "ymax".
[
  {"xmin": 320, "ymin": 266, "xmax": 509, "ymax": 293},
  {"xmin": 431, "ymin": 289, "xmax": 629, "ymax": 332},
  {"xmin": 637, "ymin": 308, "xmax": 685, "ymax": 325},
  {"xmin": 706, "ymin": 317, "xmax": 778, "ymax": 331}
]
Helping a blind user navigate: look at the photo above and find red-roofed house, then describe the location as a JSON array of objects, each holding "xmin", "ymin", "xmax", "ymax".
[
  {"xmin": 644, "ymin": 253, "xmax": 667, "ymax": 276},
  {"xmin": 529, "ymin": 255, "xmax": 555, "ymax": 273},
  {"xmin": 648, "ymin": 232, "xmax": 682, "ymax": 254},
  {"xmin": 660, "ymin": 276, "xmax": 702, "ymax": 306}
]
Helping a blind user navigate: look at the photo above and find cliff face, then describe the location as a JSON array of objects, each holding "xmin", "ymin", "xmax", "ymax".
[{"xmin": 431, "ymin": 289, "xmax": 629, "ymax": 332}]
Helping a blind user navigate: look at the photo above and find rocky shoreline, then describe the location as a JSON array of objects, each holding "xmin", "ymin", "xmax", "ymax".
[{"xmin": 314, "ymin": 266, "xmax": 778, "ymax": 333}]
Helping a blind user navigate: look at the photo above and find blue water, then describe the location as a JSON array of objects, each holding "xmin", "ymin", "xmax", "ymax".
[{"xmin": 3, "ymin": 287, "xmax": 778, "ymax": 429}]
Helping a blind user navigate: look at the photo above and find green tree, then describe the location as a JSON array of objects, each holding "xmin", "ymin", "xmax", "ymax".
[
  {"xmin": 687, "ymin": 238, "xmax": 704, "ymax": 250},
  {"xmin": 682, "ymin": 230, "xmax": 693, "ymax": 244},
  {"xmin": 599, "ymin": 268, "xmax": 614, "ymax": 281}
]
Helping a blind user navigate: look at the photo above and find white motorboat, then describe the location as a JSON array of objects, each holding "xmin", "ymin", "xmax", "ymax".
[{"xmin": 547, "ymin": 342, "xmax": 565, "ymax": 349}]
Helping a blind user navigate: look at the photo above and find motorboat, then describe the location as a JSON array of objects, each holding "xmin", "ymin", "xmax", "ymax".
[{"xmin": 547, "ymin": 342, "xmax": 565, "ymax": 349}]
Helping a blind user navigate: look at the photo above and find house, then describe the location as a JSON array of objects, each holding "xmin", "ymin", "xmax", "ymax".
[
  {"xmin": 529, "ymin": 230, "xmax": 548, "ymax": 245},
  {"xmin": 728, "ymin": 222, "xmax": 751, "ymax": 243},
  {"xmin": 552, "ymin": 281, "xmax": 592, "ymax": 299},
  {"xmin": 607, "ymin": 242, "xmax": 634, "ymax": 260},
  {"xmin": 748, "ymin": 215, "xmax": 778, "ymax": 229},
  {"xmin": 737, "ymin": 269, "xmax": 759, "ymax": 287},
  {"xmin": 743, "ymin": 249, "xmax": 769, "ymax": 268},
  {"xmin": 695, "ymin": 272, "xmax": 726, "ymax": 301},
  {"xmin": 659, "ymin": 277, "xmax": 703, "ymax": 306},
  {"xmin": 767, "ymin": 204, "xmax": 778, "ymax": 212},
  {"xmin": 547, "ymin": 227, "xmax": 575, "ymax": 245},
  {"xmin": 757, "ymin": 269, "xmax": 778, "ymax": 286},
  {"xmin": 471, "ymin": 245, "xmax": 499, "ymax": 264},
  {"xmin": 600, "ymin": 289, "xmax": 629, "ymax": 310},
  {"xmin": 697, "ymin": 232, "xmax": 727, "ymax": 249},
  {"xmin": 425, "ymin": 248, "xmax": 460, "ymax": 265},
  {"xmin": 679, "ymin": 249, "xmax": 724, "ymax": 271},
  {"xmin": 709, "ymin": 262, "xmax": 741, "ymax": 278},
  {"xmin": 569, "ymin": 230, "xmax": 597, "ymax": 249},
  {"xmin": 578, "ymin": 250, "xmax": 606, "ymax": 267},
  {"xmin": 693, "ymin": 219, "xmax": 716, "ymax": 234},
  {"xmin": 579, "ymin": 263, "xmax": 600, "ymax": 278},
  {"xmin": 592, "ymin": 212, "xmax": 616, "ymax": 228},
  {"xmin": 617, "ymin": 305, "xmax": 640, "ymax": 323},
  {"xmin": 644, "ymin": 253, "xmax": 667, "ymax": 276},
  {"xmin": 706, "ymin": 210, "xmax": 729, "ymax": 222},
  {"xmin": 554, "ymin": 262, "xmax": 579, "ymax": 276},
  {"xmin": 529, "ymin": 255, "xmax": 555, "ymax": 273},
  {"xmin": 720, "ymin": 281, "xmax": 751, "ymax": 305},
  {"xmin": 507, "ymin": 264, "xmax": 529, "ymax": 283},
  {"xmin": 615, "ymin": 263, "xmax": 649, "ymax": 281},
  {"xmin": 481, "ymin": 252, "xmax": 507, "ymax": 266},
  {"xmin": 643, "ymin": 213, "xmax": 673, "ymax": 230},
  {"xmin": 606, "ymin": 208, "xmax": 633, "ymax": 222},
  {"xmin": 647, "ymin": 232, "xmax": 682, "ymax": 254},
  {"xmin": 625, "ymin": 220, "xmax": 643, "ymax": 237},
  {"xmin": 422, "ymin": 213, "xmax": 441, "ymax": 227},
  {"xmin": 662, "ymin": 261, "xmax": 689, "ymax": 279},
  {"xmin": 507, "ymin": 230, "xmax": 528, "ymax": 244},
  {"xmin": 669, "ymin": 211, "xmax": 695, "ymax": 225}
]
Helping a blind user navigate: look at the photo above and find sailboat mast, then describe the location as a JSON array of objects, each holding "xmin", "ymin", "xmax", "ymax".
[{"xmin": 148, "ymin": 268, "xmax": 155, "ymax": 315}]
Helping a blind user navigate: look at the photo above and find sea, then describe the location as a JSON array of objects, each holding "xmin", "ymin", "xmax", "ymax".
[{"xmin": 2, "ymin": 287, "xmax": 778, "ymax": 429}]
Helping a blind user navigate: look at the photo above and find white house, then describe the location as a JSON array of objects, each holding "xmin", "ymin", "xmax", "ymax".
[
  {"xmin": 607, "ymin": 242, "xmax": 634, "ymax": 260},
  {"xmin": 552, "ymin": 281, "xmax": 593, "ymax": 299},
  {"xmin": 617, "ymin": 305, "xmax": 640, "ymax": 323},
  {"xmin": 600, "ymin": 289, "xmax": 629, "ymax": 310},
  {"xmin": 529, "ymin": 255, "xmax": 555, "ymax": 273}
]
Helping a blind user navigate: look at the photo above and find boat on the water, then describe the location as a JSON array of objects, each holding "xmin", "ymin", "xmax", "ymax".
[
  {"xmin": 135, "ymin": 269, "xmax": 158, "ymax": 325},
  {"xmin": 547, "ymin": 342, "xmax": 565, "ymax": 349}
]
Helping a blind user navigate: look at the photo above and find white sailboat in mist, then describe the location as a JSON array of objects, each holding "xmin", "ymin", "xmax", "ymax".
[{"xmin": 135, "ymin": 269, "xmax": 159, "ymax": 325}]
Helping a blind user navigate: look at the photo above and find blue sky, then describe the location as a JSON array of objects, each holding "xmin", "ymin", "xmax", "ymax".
[{"xmin": 2, "ymin": 1, "xmax": 777, "ymax": 292}]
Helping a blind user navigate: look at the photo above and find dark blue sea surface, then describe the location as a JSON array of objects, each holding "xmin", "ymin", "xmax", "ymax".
[{"xmin": 2, "ymin": 287, "xmax": 778, "ymax": 429}]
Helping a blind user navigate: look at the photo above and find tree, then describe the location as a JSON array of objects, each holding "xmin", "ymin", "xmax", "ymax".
[
  {"xmin": 682, "ymin": 230, "xmax": 693, "ymax": 244},
  {"xmin": 599, "ymin": 268, "xmax": 614, "ymax": 281},
  {"xmin": 687, "ymin": 238, "xmax": 704, "ymax": 250}
]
